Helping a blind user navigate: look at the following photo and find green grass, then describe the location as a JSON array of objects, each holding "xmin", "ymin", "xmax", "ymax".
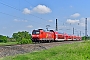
[
  {"xmin": 1, "ymin": 40, "xmax": 90, "ymax": 60},
  {"xmin": 0, "ymin": 42, "xmax": 18, "ymax": 46}
]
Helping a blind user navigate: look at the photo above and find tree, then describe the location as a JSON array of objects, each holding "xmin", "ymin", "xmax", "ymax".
[
  {"xmin": 0, "ymin": 35, "xmax": 7, "ymax": 43},
  {"xmin": 12, "ymin": 31, "xmax": 32, "ymax": 44}
]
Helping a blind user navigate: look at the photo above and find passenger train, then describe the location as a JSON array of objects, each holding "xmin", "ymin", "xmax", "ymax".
[{"xmin": 32, "ymin": 29, "xmax": 81, "ymax": 42}]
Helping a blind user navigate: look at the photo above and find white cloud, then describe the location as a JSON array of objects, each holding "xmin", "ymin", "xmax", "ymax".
[
  {"xmin": 80, "ymin": 17, "xmax": 85, "ymax": 22},
  {"xmin": 14, "ymin": 19, "xmax": 19, "ymax": 22},
  {"xmin": 2, "ymin": 27, "xmax": 7, "ymax": 29},
  {"xmin": 27, "ymin": 25, "xmax": 33, "ymax": 28},
  {"xmin": 59, "ymin": 26, "xmax": 67, "ymax": 28},
  {"xmin": 87, "ymin": 17, "xmax": 90, "ymax": 21},
  {"xmin": 49, "ymin": 20, "xmax": 53, "ymax": 22},
  {"xmin": 70, "ymin": 6, "xmax": 73, "ymax": 8},
  {"xmin": 21, "ymin": 20, "xmax": 27, "ymax": 22},
  {"xmin": 80, "ymin": 17, "xmax": 90, "ymax": 22},
  {"xmin": 79, "ymin": 23, "xmax": 85, "ymax": 27},
  {"xmin": 66, "ymin": 17, "xmax": 90, "ymax": 27},
  {"xmin": 23, "ymin": 8, "xmax": 31, "ymax": 14},
  {"xmin": 33, "ymin": 5, "xmax": 52, "ymax": 14},
  {"xmin": 22, "ymin": 5, "xmax": 51, "ymax": 14},
  {"xmin": 59, "ymin": 26, "xmax": 71, "ymax": 31},
  {"xmin": 66, "ymin": 19, "xmax": 79, "ymax": 24},
  {"xmin": 76, "ymin": 18, "xmax": 85, "ymax": 27},
  {"xmin": 71, "ymin": 13, "xmax": 80, "ymax": 18},
  {"xmin": 79, "ymin": 17, "xmax": 90, "ymax": 27},
  {"xmin": 59, "ymin": 25, "xmax": 71, "ymax": 28},
  {"xmin": 38, "ymin": 27, "xmax": 43, "ymax": 29},
  {"xmin": 14, "ymin": 19, "xmax": 28, "ymax": 22}
]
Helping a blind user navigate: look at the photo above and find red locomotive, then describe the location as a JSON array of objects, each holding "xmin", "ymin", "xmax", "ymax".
[{"xmin": 32, "ymin": 29, "xmax": 81, "ymax": 42}]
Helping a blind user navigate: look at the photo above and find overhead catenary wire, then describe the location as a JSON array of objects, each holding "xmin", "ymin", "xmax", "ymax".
[
  {"xmin": 0, "ymin": 1, "xmax": 49, "ymax": 26},
  {"xmin": 0, "ymin": 11, "xmax": 45, "ymax": 25},
  {"xmin": 0, "ymin": 1, "xmax": 48, "ymax": 22},
  {"xmin": 0, "ymin": 1, "xmax": 57, "ymax": 30}
]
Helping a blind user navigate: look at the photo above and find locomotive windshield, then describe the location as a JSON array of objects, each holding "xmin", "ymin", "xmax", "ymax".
[{"xmin": 32, "ymin": 30, "xmax": 40, "ymax": 34}]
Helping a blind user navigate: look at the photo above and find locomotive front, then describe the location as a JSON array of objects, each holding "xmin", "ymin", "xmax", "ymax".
[{"xmin": 32, "ymin": 30, "xmax": 40, "ymax": 42}]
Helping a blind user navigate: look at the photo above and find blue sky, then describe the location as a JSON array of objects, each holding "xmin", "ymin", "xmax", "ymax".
[{"xmin": 0, "ymin": 0, "xmax": 90, "ymax": 37}]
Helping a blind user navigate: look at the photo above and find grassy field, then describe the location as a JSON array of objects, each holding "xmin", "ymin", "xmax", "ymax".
[
  {"xmin": 1, "ymin": 40, "xmax": 90, "ymax": 60},
  {"xmin": 0, "ymin": 42, "xmax": 18, "ymax": 46}
]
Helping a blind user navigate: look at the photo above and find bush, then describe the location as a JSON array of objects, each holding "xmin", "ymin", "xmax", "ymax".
[
  {"xmin": 0, "ymin": 40, "xmax": 3, "ymax": 42},
  {"xmin": 12, "ymin": 31, "xmax": 32, "ymax": 44},
  {"xmin": 3, "ymin": 39, "xmax": 7, "ymax": 43},
  {"xmin": 82, "ymin": 36, "xmax": 90, "ymax": 40},
  {"xmin": 0, "ymin": 40, "xmax": 7, "ymax": 43},
  {"xmin": 0, "ymin": 35, "xmax": 7, "ymax": 43},
  {"xmin": 18, "ymin": 38, "xmax": 32, "ymax": 44}
]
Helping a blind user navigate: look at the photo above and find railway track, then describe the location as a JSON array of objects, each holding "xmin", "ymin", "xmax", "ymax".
[{"xmin": 0, "ymin": 40, "xmax": 83, "ymax": 58}]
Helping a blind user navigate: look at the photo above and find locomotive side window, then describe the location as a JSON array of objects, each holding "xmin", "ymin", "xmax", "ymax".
[{"xmin": 32, "ymin": 30, "xmax": 40, "ymax": 34}]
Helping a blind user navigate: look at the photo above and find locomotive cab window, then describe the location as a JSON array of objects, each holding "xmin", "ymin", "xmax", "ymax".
[{"xmin": 32, "ymin": 30, "xmax": 40, "ymax": 34}]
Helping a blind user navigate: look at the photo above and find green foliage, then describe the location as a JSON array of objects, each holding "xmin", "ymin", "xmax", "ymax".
[
  {"xmin": 82, "ymin": 36, "xmax": 85, "ymax": 40},
  {"xmin": 82, "ymin": 36, "xmax": 90, "ymax": 40},
  {"xmin": 12, "ymin": 31, "xmax": 32, "ymax": 44},
  {"xmin": 0, "ymin": 35, "xmax": 7, "ymax": 43},
  {"xmin": 18, "ymin": 39, "xmax": 32, "ymax": 44}
]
